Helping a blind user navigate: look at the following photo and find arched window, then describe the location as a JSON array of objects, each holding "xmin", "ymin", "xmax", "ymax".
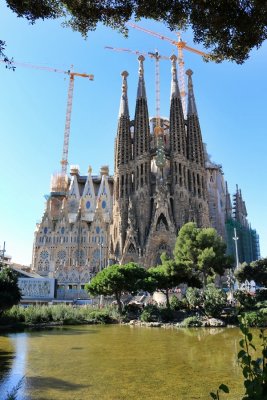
[
  {"xmin": 127, "ymin": 243, "xmax": 136, "ymax": 254},
  {"xmin": 156, "ymin": 214, "xmax": 169, "ymax": 231}
]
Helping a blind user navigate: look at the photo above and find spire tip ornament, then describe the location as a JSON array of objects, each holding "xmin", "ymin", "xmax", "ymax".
[
  {"xmin": 138, "ymin": 55, "xmax": 145, "ymax": 77},
  {"xmin": 186, "ymin": 69, "xmax": 193, "ymax": 77},
  {"xmin": 138, "ymin": 55, "xmax": 145, "ymax": 62}
]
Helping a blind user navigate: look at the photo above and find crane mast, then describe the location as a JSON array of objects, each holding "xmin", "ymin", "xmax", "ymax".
[
  {"xmin": 61, "ymin": 73, "xmax": 74, "ymax": 175},
  {"xmin": 127, "ymin": 22, "xmax": 210, "ymax": 115},
  {"xmin": 61, "ymin": 70, "xmax": 94, "ymax": 176},
  {"xmin": 0, "ymin": 59, "xmax": 94, "ymax": 177},
  {"xmin": 177, "ymin": 33, "xmax": 186, "ymax": 115},
  {"xmin": 155, "ymin": 51, "xmax": 161, "ymax": 129}
]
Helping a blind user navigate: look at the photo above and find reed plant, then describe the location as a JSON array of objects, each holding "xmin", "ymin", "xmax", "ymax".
[{"xmin": 1, "ymin": 304, "xmax": 120, "ymax": 326}]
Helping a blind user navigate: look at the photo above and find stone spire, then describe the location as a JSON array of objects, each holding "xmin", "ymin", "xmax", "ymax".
[
  {"xmin": 67, "ymin": 172, "xmax": 80, "ymax": 223},
  {"xmin": 186, "ymin": 69, "xmax": 198, "ymax": 116},
  {"xmin": 115, "ymin": 71, "xmax": 132, "ymax": 168},
  {"xmin": 81, "ymin": 166, "xmax": 96, "ymax": 222},
  {"xmin": 133, "ymin": 55, "xmax": 150, "ymax": 158},
  {"xmin": 169, "ymin": 55, "xmax": 186, "ymax": 156},
  {"xmin": 119, "ymin": 70, "xmax": 129, "ymax": 117},
  {"xmin": 186, "ymin": 69, "xmax": 205, "ymax": 166},
  {"xmin": 170, "ymin": 54, "xmax": 181, "ymax": 100},
  {"xmin": 112, "ymin": 71, "xmax": 133, "ymax": 262},
  {"xmin": 137, "ymin": 55, "xmax": 146, "ymax": 99}
]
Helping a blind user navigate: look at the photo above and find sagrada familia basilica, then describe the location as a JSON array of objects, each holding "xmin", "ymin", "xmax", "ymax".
[{"xmin": 31, "ymin": 55, "xmax": 260, "ymax": 299}]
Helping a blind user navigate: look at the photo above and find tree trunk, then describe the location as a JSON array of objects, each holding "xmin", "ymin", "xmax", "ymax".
[
  {"xmin": 203, "ymin": 272, "xmax": 207, "ymax": 288},
  {"xmin": 115, "ymin": 292, "xmax": 123, "ymax": 314},
  {"xmin": 165, "ymin": 289, "xmax": 170, "ymax": 310}
]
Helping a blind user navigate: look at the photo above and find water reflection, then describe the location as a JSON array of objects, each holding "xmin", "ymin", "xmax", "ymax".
[
  {"xmin": 0, "ymin": 349, "xmax": 15, "ymax": 381},
  {"xmin": 0, "ymin": 333, "xmax": 27, "ymax": 399},
  {"xmin": 0, "ymin": 326, "xmax": 244, "ymax": 399}
]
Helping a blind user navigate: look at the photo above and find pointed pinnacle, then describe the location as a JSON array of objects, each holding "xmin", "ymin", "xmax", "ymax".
[
  {"xmin": 137, "ymin": 55, "xmax": 146, "ymax": 99},
  {"xmin": 170, "ymin": 54, "xmax": 180, "ymax": 100},
  {"xmin": 119, "ymin": 70, "xmax": 129, "ymax": 117}
]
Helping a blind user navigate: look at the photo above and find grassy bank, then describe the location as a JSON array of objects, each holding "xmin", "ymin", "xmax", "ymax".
[
  {"xmin": 1, "ymin": 302, "xmax": 267, "ymax": 331},
  {"xmin": 0, "ymin": 304, "xmax": 121, "ymax": 328}
]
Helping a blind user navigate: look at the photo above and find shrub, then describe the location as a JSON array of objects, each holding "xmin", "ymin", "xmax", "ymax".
[
  {"xmin": 255, "ymin": 289, "xmax": 267, "ymax": 302},
  {"xmin": 24, "ymin": 305, "xmax": 53, "ymax": 324},
  {"xmin": 140, "ymin": 305, "xmax": 160, "ymax": 322},
  {"xmin": 170, "ymin": 295, "xmax": 187, "ymax": 311},
  {"xmin": 203, "ymin": 284, "xmax": 227, "ymax": 318},
  {"xmin": 234, "ymin": 290, "xmax": 256, "ymax": 310},
  {"xmin": 180, "ymin": 316, "xmax": 202, "ymax": 327},
  {"xmin": 50, "ymin": 304, "xmax": 78, "ymax": 323},
  {"xmin": 241, "ymin": 310, "xmax": 267, "ymax": 327},
  {"xmin": 1, "ymin": 305, "xmax": 25, "ymax": 324},
  {"xmin": 255, "ymin": 300, "xmax": 267, "ymax": 310},
  {"xmin": 87, "ymin": 310, "xmax": 113, "ymax": 324},
  {"xmin": 106, "ymin": 306, "xmax": 121, "ymax": 322},
  {"xmin": 0, "ymin": 304, "xmax": 123, "ymax": 326},
  {"xmin": 160, "ymin": 307, "xmax": 174, "ymax": 322},
  {"xmin": 124, "ymin": 303, "xmax": 142, "ymax": 318},
  {"xmin": 186, "ymin": 287, "xmax": 203, "ymax": 310},
  {"xmin": 259, "ymin": 307, "xmax": 267, "ymax": 316}
]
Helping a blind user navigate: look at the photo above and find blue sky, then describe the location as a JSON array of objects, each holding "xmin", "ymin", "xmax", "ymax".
[{"xmin": 0, "ymin": 4, "xmax": 266, "ymax": 265}]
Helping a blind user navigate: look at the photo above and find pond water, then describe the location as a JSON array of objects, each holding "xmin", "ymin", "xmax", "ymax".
[{"xmin": 0, "ymin": 325, "xmax": 245, "ymax": 399}]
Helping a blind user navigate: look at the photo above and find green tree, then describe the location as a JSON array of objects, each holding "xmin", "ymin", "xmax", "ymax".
[
  {"xmin": 236, "ymin": 258, "xmax": 267, "ymax": 287},
  {"xmin": 0, "ymin": 267, "xmax": 21, "ymax": 316},
  {"xmin": 148, "ymin": 252, "xmax": 201, "ymax": 309},
  {"xmin": 3, "ymin": 1, "xmax": 267, "ymax": 63},
  {"xmin": 85, "ymin": 262, "xmax": 148, "ymax": 314},
  {"xmin": 174, "ymin": 222, "xmax": 232, "ymax": 287}
]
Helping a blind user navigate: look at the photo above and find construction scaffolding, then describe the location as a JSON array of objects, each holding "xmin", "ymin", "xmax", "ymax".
[{"xmin": 225, "ymin": 217, "xmax": 261, "ymax": 264}]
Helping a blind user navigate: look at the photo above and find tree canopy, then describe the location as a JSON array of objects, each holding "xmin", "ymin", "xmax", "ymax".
[
  {"xmin": 85, "ymin": 262, "xmax": 149, "ymax": 314},
  {"xmin": 174, "ymin": 222, "xmax": 233, "ymax": 286},
  {"xmin": 235, "ymin": 258, "xmax": 267, "ymax": 287},
  {"xmin": 148, "ymin": 252, "xmax": 201, "ymax": 309},
  {"xmin": 0, "ymin": 40, "xmax": 12, "ymax": 66},
  {"xmin": 4, "ymin": 0, "xmax": 267, "ymax": 63},
  {"xmin": 0, "ymin": 266, "xmax": 21, "ymax": 315}
]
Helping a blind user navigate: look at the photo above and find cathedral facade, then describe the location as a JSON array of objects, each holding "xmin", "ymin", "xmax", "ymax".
[
  {"xmin": 32, "ymin": 55, "xmax": 260, "ymax": 298},
  {"xmin": 32, "ymin": 166, "xmax": 113, "ymax": 298},
  {"xmin": 110, "ymin": 55, "xmax": 209, "ymax": 267}
]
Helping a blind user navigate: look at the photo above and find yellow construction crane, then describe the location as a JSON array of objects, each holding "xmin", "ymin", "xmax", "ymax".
[
  {"xmin": 0, "ymin": 59, "xmax": 94, "ymax": 175},
  {"xmin": 60, "ymin": 67, "xmax": 94, "ymax": 175},
  {"xmin": 127, "ymin": 22, "xmax": 209, "ymax": 115},
  {"xmin": 105, "ymin": 46, "xmax": 169, "ymax": 136}
]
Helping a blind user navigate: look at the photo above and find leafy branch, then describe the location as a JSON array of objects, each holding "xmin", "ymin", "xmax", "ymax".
[{"xmin": 210, "ymin": 319, "xmax": 267, "ymax": 399}]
